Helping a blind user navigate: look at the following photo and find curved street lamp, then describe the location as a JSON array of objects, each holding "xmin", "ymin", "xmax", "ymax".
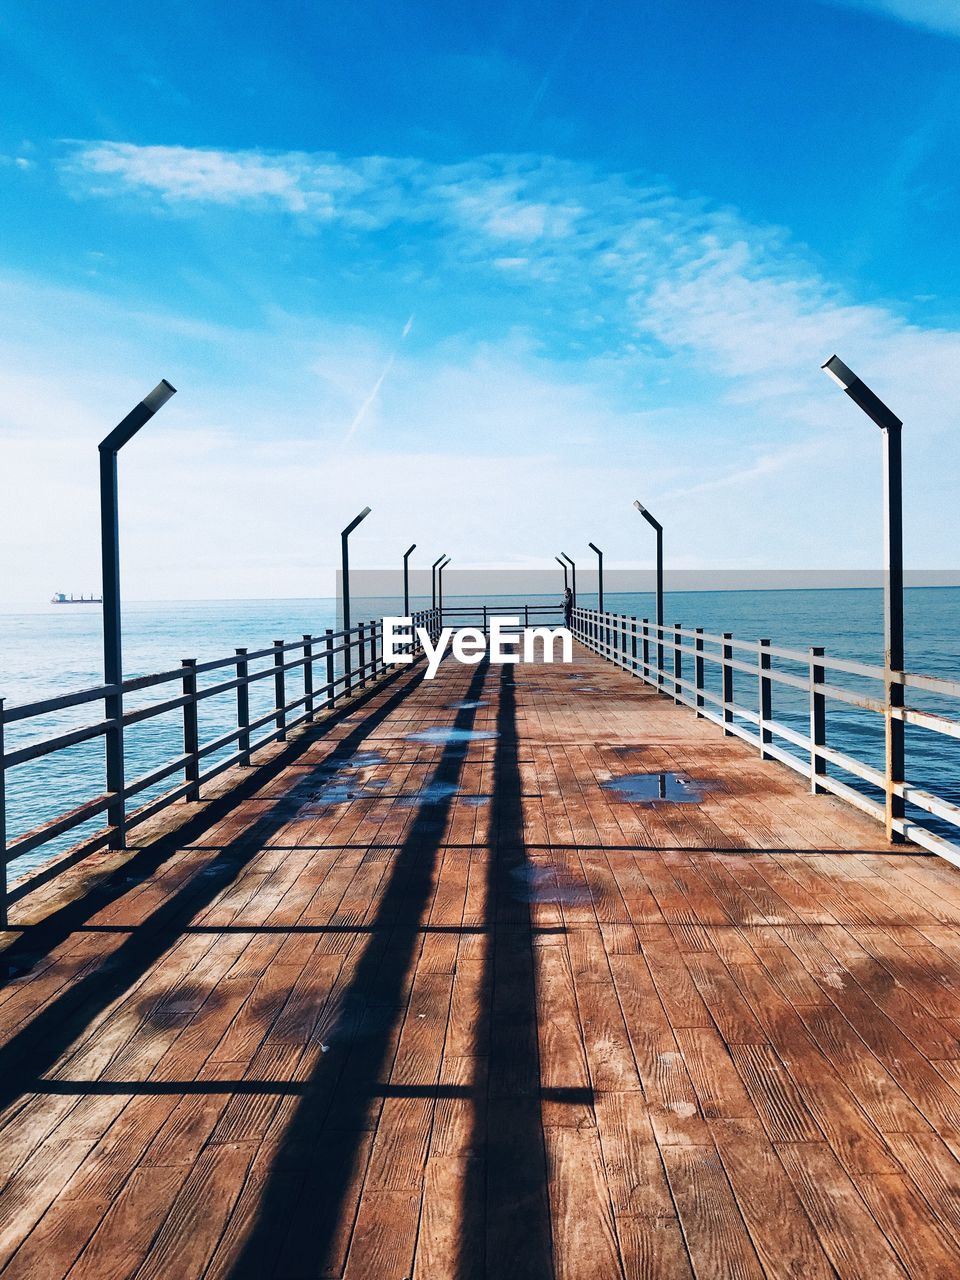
[
  {"xmin": 560, "ymin": 553, "xmax": 577, "ymax": 634},
  {"xmin": 822, "ymin": 354, "xmax": 904, "ymax": 842},
  {"xmin": 588, "ymin": 541, "xmax": 604, "ymax": 612},
  {"xmin": 100, "ymin": 379, "xmax": 177, "ymax": 848},
  {"xmin": 437, "ymin": 555, "xmax": 451, "ymax": 617},
  {"xmin": 633, "ymin": 501, "xmax": 663, "ymax": 687},
  {"xmin": 402, "ymin": 542, "xmax": 417, "ymax": 615},
  {"xmin": 555, "ymin": 555, "xmax": 568, "ymax": 591},
  {"xmin": 431, "ymin": 554, "xmax": 446, "ymax": 611},
  {"xmin": 341, "ymin": 506, "xmax": 372, "ymax": 691}
]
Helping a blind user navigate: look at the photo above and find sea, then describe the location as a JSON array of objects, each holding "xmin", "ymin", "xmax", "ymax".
[{"xmin": 2, "ymin": 588, "xmax": 959, "ymax": 881}]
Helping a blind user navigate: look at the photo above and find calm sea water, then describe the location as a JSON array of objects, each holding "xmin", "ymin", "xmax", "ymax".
[{"xmin": 2, "ymin": 588, "xmax": 959, "ymax": 878}]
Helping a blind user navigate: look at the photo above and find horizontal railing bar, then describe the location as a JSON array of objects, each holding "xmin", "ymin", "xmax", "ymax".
[
  {"xmin": 4, "ymin": 790, "xmax": 115, "ymax": 862},
  {"xmin": 4, "ymin": 718, "xmax": 115, "ymax": 768},
  {"xmin": 897, "ymin": 706, "xmax": 960, "ymax": 740},
  {"xmin": 897, "ymin": 784, "xmax": 960, "ymax": 829},
  {"xmin": 124, "ymin": 693, "xmax": 191, "ymax": 726},
  {"xmin": 6, "ymin": 826, "xmax": 114, "ymax": 904},
  {"xmin": 123, "ymin": 754, "xmax": 192, "ymax": 800},
  {"xmin": 901, "ymin": 669, "xmax": 960, "ymax": 698},
  {"xmin": 2, "ymin": 683, "xmax": 116, "ymax": 724}
]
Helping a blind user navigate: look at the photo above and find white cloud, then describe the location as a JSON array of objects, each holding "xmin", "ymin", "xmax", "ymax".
[{"xmin": 0, "ymin": 139, "xmax": 955, "ymax": 601}]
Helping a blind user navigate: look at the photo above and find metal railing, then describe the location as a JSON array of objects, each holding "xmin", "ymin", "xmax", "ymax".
[
  {"xmin": 573, "ymin": 607, "xmax": 960, "ymax": 868},
  {"xmin": 0, "ymin": 609, "xmax": 440, "ymax": 921},
  {"xmin": 437, "ymin": 603, "xmax": 565, "ymax": 631}
]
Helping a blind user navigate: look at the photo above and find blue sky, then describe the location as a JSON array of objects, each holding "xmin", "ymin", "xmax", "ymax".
[{"xmin": 2, "ymin": 0, "xmax": 960, "ymax": 598}]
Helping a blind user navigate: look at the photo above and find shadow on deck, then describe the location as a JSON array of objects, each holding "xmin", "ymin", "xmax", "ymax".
[{"xmin": 1, "ymin": 648, "xmax": 960, "ymax": 1278}]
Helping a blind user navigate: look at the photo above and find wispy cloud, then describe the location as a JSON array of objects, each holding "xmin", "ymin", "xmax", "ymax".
[
  {"xmin": 6, "ymin": 137, "xmax": 955, "ymax": 592},
  {"xmin": 820, "ymin": 0, "xmax": 960, "ymax": 37}
]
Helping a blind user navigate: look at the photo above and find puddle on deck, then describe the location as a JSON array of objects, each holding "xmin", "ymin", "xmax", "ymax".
[
  {"xmin": 509, "ymin": 864, "xmax": 595, "ymax": 905},
  {"xmin": 602, "ymin": 772, "xmax": 706, "ymax": 804},
  {"xmin": 405, "ymin": 727, "xmax": 498, "ymax": 746},
  {"xmin": 447, "ymin": 700, "xmax": 490, "ymax": 710}
]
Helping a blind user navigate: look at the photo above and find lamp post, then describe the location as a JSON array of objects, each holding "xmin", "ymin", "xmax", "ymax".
[
  {"xmin": 402, "ymin": 543, "xmax": 416, "ymax": 615},
  {"xmin": 431, "ymin": 554, "xmax": 446, "ymax": 611},
  {"xmin": 560, "ymin": 553, "xmax": 577, "ymax": 634},
  {"xmin": 341, "ymin": 505, "xmax": 372, "ymax": 693},
  {"xmin": 588, "ymin": 541, "xmax": 604, "ymax": 612},
  {"xmin": 437, "ymin": 556, "xmax": 451, "ymax": 617},
  {"xmin": 555, "ymin": 555, "xmax": 568, "ymax": 591},
  {"xmin": 100, "ymin": 379, "xmax": 177, "ymax": 848},
  {"xmin": 822, "ymin": 354, "xmax": 905, "ymax": 842},
  {"xmin": 633, "ymin": 501, "xmax": 664, "ymax": 688}
]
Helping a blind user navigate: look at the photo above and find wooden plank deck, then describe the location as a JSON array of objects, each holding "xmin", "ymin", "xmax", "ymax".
[{"xmin": 3, "ymin": 646, "xmax": 960, "ymax": 1277}]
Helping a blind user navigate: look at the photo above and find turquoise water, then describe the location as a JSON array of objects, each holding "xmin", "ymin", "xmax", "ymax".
[{"xmin": 2, "ymin": 588, "xmax": 959, "ymax": 878}]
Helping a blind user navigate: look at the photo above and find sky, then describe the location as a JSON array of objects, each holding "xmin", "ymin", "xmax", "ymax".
[{"xmin": 2, "ymin": 0, "xmax": 960, "ymax": 600}]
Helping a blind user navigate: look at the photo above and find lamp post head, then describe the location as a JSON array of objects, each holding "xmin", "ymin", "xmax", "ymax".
[
  {"xmin": 142, "ymin": 380, "xmax": 177, "ymax": 414},
  {"xmin": 403, "ymin": 543, "xmax": 417, "ymax": 558},
  {"xmin": 560, "ymin": 552, "xmax": 575, "ymax": 568},
  {"xmin": 588, "ymin": 542, "xmax": 602, "ymax": 556},
  {"xmin": 633, "ymin": 500, "xmax": 662, "ymax": 532},
  {"xmin": 431, "ymin": 554, "xmax": 446, "ymax": 569},
  {"xmin": 821, "ymin": 355, "xmax": 902, "ymax": 432},
  {"xmin": 100, "ymin": 379, "xmax": 177, "ymax": 453},
  {"xmin": 341, "ymin": 505, "xmax": 372, "ymax": 538}
]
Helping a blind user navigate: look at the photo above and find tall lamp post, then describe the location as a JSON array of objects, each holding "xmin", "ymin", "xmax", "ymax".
[
  {"xmin": 402, "ymin": 543, "xmax": 417, "ymax": 615},
  {"xmin": 633, "ymin": 501, "xmax": 664, "ymax": 687},
  {"xmin": 431, "ymin": 554, "xmax": 446, "ymax": 611},
  {"xmin": 100, "ymin": 379, "xmax": 177, "ymax": 848},
  {"xmin": 822, "ymin": 354, "xmax": 905, "ymax": 842},
  {"xmin": 560, "ymin": 553, "xmax": 577, "ymax": 634},
  {"xmin": 341, "ymin": 505, "xmax": 372, "ymax": 693},
  {"xmin": 555, "ymin": 555, "xmax": 568, "ymax": 592},
  {"xmin": 437, "ymin": 556, "xmax": 451, "ymax": 617},
  {"xmin": 588, "ymin": 541, "xmax": 604, "ymax": 612}
]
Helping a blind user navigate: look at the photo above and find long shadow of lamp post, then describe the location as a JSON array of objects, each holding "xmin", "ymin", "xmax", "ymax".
[
  {"xmin": 341, "ymin": 506, "xmax": 371, "ymax": 694},
  {"xmin": 633, "ymin": 501, "xmax": 664, "ymax": 689},
  {"xmin": 822, "ymin": 353, "xmax": 905, "ymax": 843},
  {"xmin": 100, "ymin": 379, "xmax": 177, "ymax": 850},
  {"xmin": 437, "ymin": 555, "xmax": 451, "ymax": 620},
  {"xmin": 560, "ymin": 553, "xmax": 577, "ymax": 635}
]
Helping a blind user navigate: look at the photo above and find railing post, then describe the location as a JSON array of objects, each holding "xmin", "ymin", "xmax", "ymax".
[
  {"xmin": 631, "ymin": 615, "xmax": 638, "ymax": 675},
  {"xmin": 809, "ymin": 645, "xmax": 826, "ymax": 794},
  {"xmin": 274, "ymin": 640, "xmax": 286, "ymax": 740},
  {"xmin": 181, "ymin": 658, "xmax": 200, "ymax": 802},
  {"xmin": 524, "ymin": 603, "xmax": 530, "ymax": 628},
  {"xmin": 358, "ymin": 622, "xmax": 367, "ymax": 689},
  {"xmin": 236, "ymin": 648, "xmax": 250, "ymax": 766},
  {"xmin": 695, "ymin": 628, "xmax": 705, "ymax": 717},
  {"xmin": 640, "ymin": 619, "xmax": 649, "ymax": 684},
  {"xmin": 0, "ymin": 699, "xmax": 7, "ymax": 930},
  {"xmin": 673, "ymin": 623, "xmax": 682, "ymax": 704},
  {"xmin": 325, "ymin": 628, "xmax": 335, "ymax": 708},
  {"xmin": 303, "ymin": 635, "xmax": 314, "ymax": 722},
  {"xmin": 758, "ymin": 639, "xmax": 773, "ymax": 760},
  {"xmin": 483, "ymin": 604, "xmax": 488, "ymax": 637},
  {"xmin": 722, "ymin": 633, "xmax": 734, "ymax": 735}
]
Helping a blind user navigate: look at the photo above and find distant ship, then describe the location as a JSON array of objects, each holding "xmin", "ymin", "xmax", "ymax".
[{"xmin": 51, "ymin": 592, "xmax": 102, "ymax": 604}]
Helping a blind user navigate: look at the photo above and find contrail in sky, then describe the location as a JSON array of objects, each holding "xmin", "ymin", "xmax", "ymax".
[{"xmin": 344, "ymin": 313, "xmax": 414, "ymax": 442}]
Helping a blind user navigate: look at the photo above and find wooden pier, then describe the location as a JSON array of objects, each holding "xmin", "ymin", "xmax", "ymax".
[{"xmin": 4, "ymin": 646, "xmax": 960, "ymax": 1277}]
